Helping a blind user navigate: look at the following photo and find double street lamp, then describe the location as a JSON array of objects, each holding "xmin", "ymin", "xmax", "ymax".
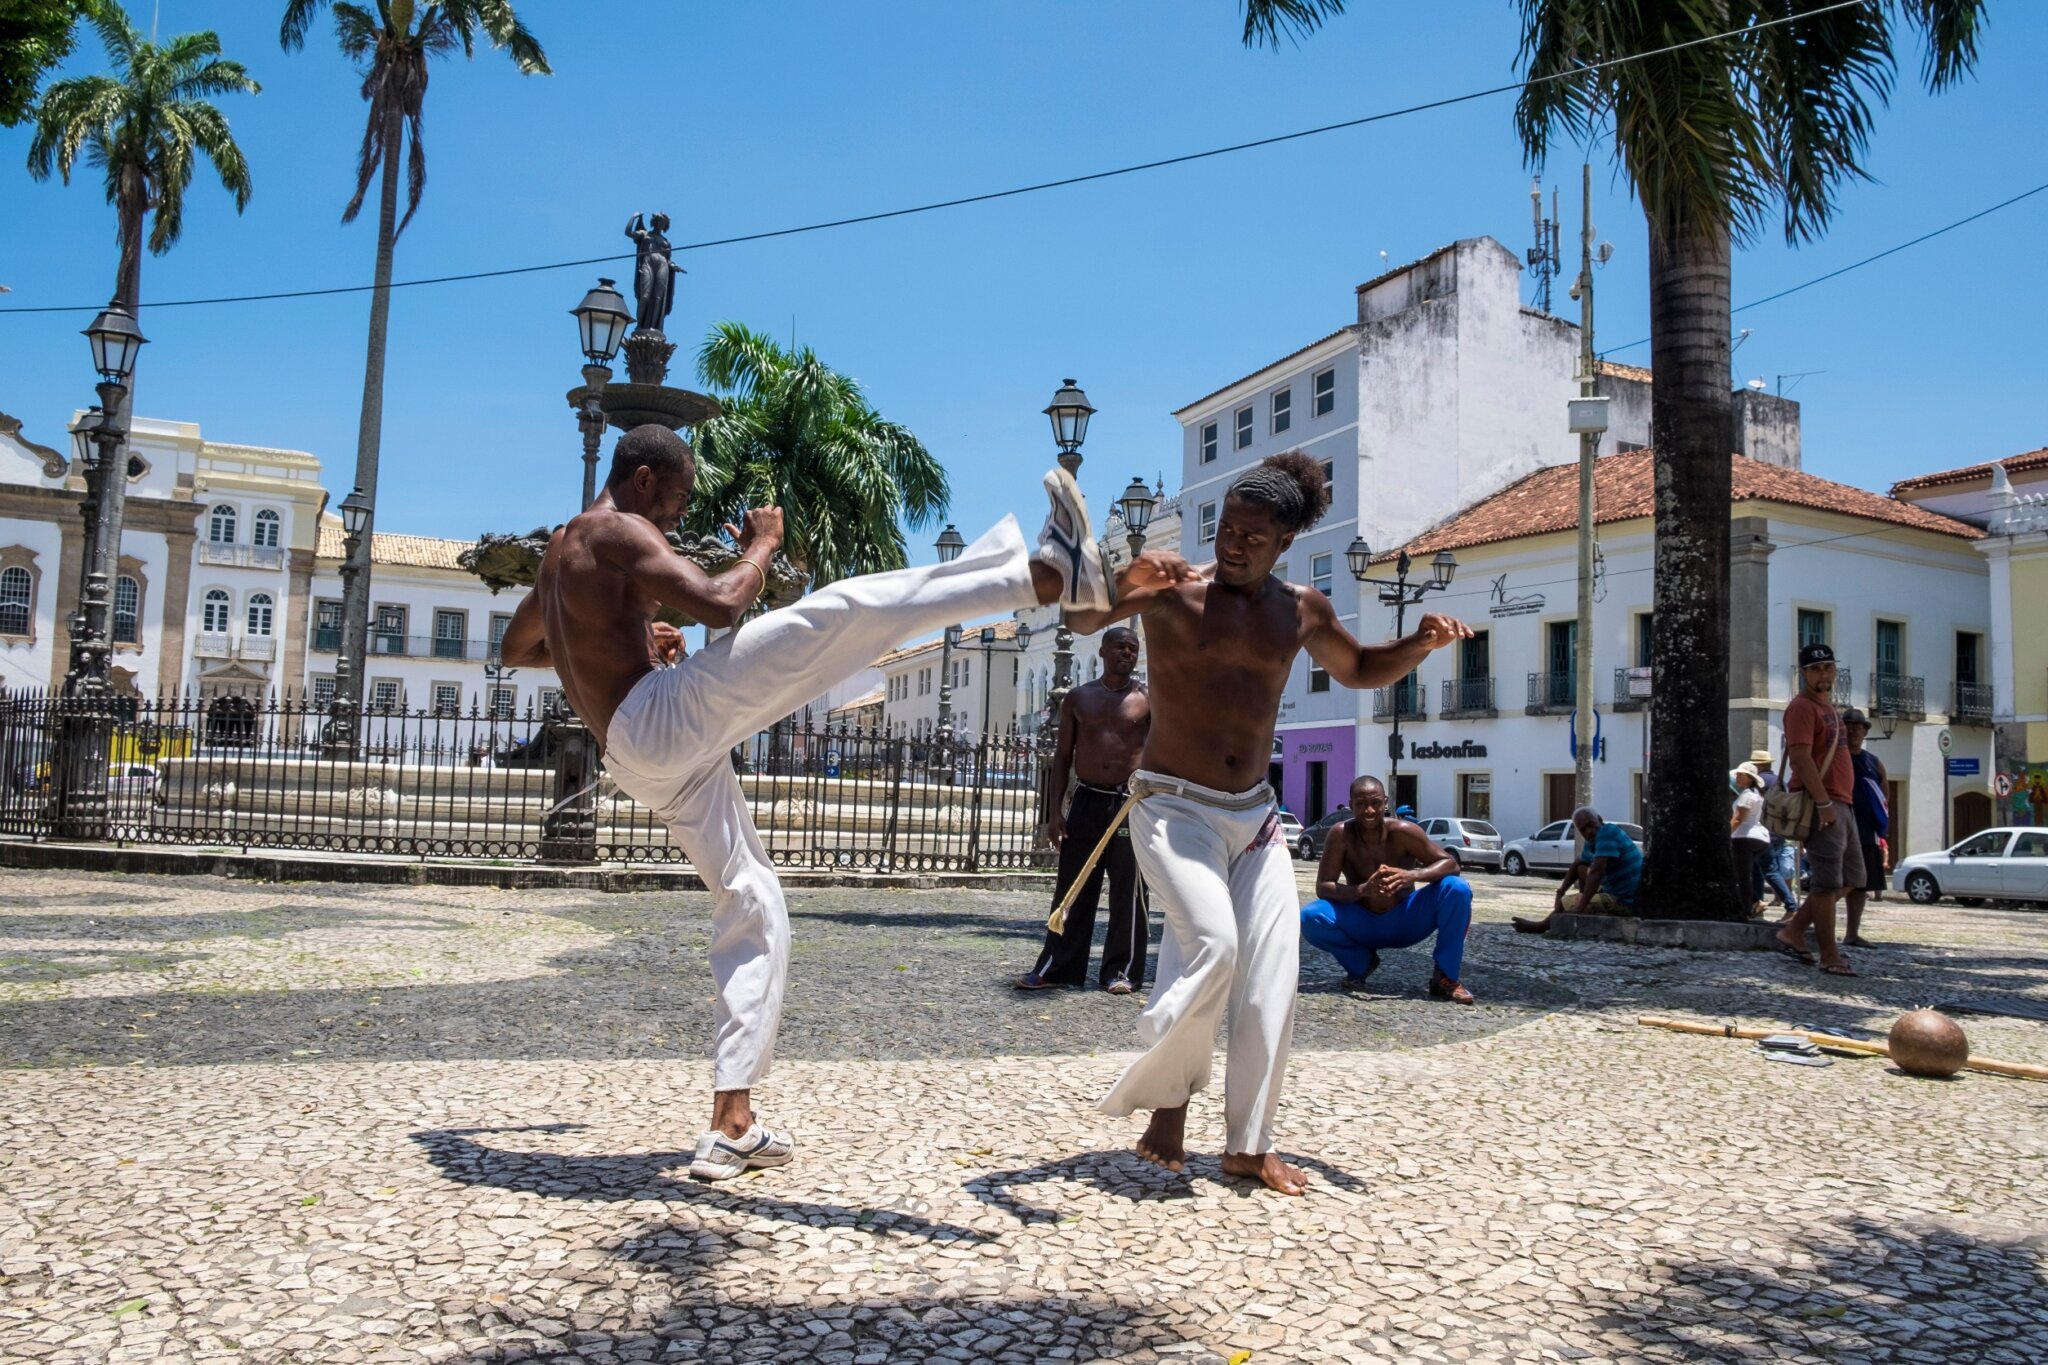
[
  {"xmin": 1346, "ymin": 538, "xmax": 1458, "ymax": 793},
  {"xmin": 931, "ymin": 524, "xmax": 968, "ymax": 772},
  {"xmin": 1115, "ymin": 475, "xmax": 1158, "ymax": 559},
  {"xmin": 570, "ymin": 278, "xmax": 632, "ymax": 510},
  {"xmin": 52, "ymin": 302, "xmax": 146, "ymax": 838}
]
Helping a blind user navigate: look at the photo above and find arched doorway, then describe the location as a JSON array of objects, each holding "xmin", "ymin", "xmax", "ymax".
[{"xmin": 1953, "ymin": 790, "xmax": 1993, "ymax": 843}]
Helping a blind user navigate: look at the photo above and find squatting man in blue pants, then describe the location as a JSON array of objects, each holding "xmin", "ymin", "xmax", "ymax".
[{"xmin": 1299, "ymin": 775, "xmax": 1476, "ymax": 1004}]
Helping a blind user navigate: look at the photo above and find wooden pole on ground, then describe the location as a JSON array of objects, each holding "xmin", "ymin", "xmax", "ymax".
[
  {"xmin": 1636, "ymin": 1015, "xmax": 2048, "ymax": 1082},
  {"xmin": 1045, "ymin": 791, "xmax": 1140, "ymax": 935}
]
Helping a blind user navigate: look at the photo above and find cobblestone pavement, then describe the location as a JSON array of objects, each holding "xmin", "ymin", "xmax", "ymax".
[{"xmin": 3, "ymin": 866, "xmax": 2045, "ymax": 1364}]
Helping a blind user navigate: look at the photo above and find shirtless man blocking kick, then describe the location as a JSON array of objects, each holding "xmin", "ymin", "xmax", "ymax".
[
  {"xmin": 499, "ymin": 424, "xmax": 1159, "ymax": 1181},
  {"xmin": 1064, "ymin": 453, "xmax": 1471, "ymax": 1194}
]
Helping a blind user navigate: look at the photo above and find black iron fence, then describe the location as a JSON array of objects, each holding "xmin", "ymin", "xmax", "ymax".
[
  {"xmin": 1953, "ymin": 681, "xmax": 1993, "ymax": 724},
  {"xmin": 0, "ymin": 690, "xmax": 1055, "ymax": 873},
  {"xmin": 1440, "ymin": 675, "xmax": 1495, "ymax": 716}
]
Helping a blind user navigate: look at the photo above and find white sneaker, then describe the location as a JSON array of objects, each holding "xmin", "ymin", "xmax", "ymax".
[
  {"xmin": 1035, "ymin": 468, "xmax": 1115, "ymax": 613},
  {"xmin": 687, "ymin": 1123, "xmax": 794, "ymax": 1181}
]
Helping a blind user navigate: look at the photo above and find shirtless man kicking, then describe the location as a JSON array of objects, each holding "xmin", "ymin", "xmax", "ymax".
[
  {"xmin": 1064, "ymin": 452, "xmax": 1472, "ymax": 1194},
  {"xmin": 1018, "ymin": 627, "xmax": 1151, "ymax": 992},
  {"xmin": 499, "ymin": 424, "xmax": 1161, "ymax": 1181}
]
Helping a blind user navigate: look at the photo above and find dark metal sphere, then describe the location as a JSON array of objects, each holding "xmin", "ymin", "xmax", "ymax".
[{"xmin": 1888, "ymin": 1009, "xmax": 1969, "ymax": 1078}]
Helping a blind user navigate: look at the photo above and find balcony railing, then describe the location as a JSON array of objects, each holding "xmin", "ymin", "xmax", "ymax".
[
  {"xmin": 195, "ymin": 632, "xmax": 232, "ymax": 659},
  {"xmin": 361, "ymin": 634, "xmax": 504, "ymax": 663},
  {"xmin": 1787, "ymin": 665, "xmax": 1853, "ymax": 707},
  {"xmin": 1525, "ymin": 670, "xmax": 1575, "ymax": 714},
  {"xmin": 1373, "ymin": 684, "xmax": 1425, "ymax": 722},
  {"xmin": 1612, "ymin": 666, "xmax": 1650, "ymax": 712},
  {"xmin": 314, "ymin": 627, "xmax": 340, "ymax": 652},
  {"xmin": 1440, "ymin": 675, "xmax": 1495, "ymax": 717},
  {"xmin": 238, "ymin": 636, "xmax": 276, "ymax": 661},
  {"xmin": 1870, "ymin": 672, "xmax": 1925, "ymax": 721},
  {"xmin": 196, "ymin": 543, "xmax": 285, "ymax": 570},
  {"xmin": 1952, "ymin": 681, "xmax": 1993, "ymax": 725}
]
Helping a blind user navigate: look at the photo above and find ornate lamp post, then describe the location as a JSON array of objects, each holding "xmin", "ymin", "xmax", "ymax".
[
  {"xmin": 930, "ymin": 524, "xmax": 966, "ymax": 780},
  {"xmin": 326, "ymin": 486, "xmax": 373, "ymax": 756},
  {"xmin": 52, "ymin": 303, "xmax": 145, "ymax": 839},
  {"xmin": 570, "ymin": 278, "xmax": 632, "ymax": 510},
  {"xmin": 1041, "ymin": 379, "xmax": 1094, "ymax": 723},
  {"xmin": 1347, "ymin": 538, "xmax": 1457, "ymax": 794},
  {"xmin": 1115, "ymin": 475, "xmax": 1157, "ymax": 560}
]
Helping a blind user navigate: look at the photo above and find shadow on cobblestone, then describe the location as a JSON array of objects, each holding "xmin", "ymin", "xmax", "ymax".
[
  {"xmin": 1583, "ymin": 1215, "xmax": 2048, "ymax": 1361},
  {"xmin": 420, "ymin": 1126, "xmax": 1208, "ymax": 1363},
  {"xmin": 0, "ymin": 887, "xmax": 1578, "ymax": 1069},
  {"xmin": 965, "ymin": 1148, "xmax": 1371, "ymax": 1225}
]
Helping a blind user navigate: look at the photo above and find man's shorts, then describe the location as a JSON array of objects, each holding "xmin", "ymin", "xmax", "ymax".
[
  {"xmin": 1583, "ymin": 891, "xmax": 1629, "ymax": 916},
  {"xmin": 1858, "ymin": 840, "xmax": 1886, "ymax": 894},
  {"xmin": 1803, "ymin": 806, "xmax": 1864, "ymax": 893}
]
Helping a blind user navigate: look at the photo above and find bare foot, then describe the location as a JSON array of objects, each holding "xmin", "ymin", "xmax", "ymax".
[
  {"xmin": 1135, "ymin": 1106, "xmax": 1188, "ymax": 1172},
  {"xmin": 1221, "ymin": 1151, "xmax": 1309, "ymax": 1196},
  {"xmin": 1511, "ymin": 916, "xmax": 1550, "ymax": 935}
]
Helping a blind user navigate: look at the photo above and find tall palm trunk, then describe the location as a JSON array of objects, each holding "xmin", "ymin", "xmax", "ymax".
[
  {"xmin": 1642, "ymin": 217, "xmax": 1739, "ymax": 919},
  {"xmin": 337, "ymin": 96, "xmax": 403, "ymax": 711}
]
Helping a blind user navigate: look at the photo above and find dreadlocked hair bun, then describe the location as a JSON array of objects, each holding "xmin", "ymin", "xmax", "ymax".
[{"xmin": 1228, "ymin": 451, "xmax": 1331, "ymax": 533}]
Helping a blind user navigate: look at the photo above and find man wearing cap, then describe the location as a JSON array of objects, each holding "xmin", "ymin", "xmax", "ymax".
[
  {"xmin": 1774, "ymin": 643, "xmax": 1858, "ymax": 975},
  {"xmin": 1842, "ymin": 708, "xmax": 1889, "ymax": 949}
]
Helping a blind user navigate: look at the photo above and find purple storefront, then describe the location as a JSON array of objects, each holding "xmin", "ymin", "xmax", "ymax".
[{"xmin": 1271, "ymin": 724, "xmax": 1356, "ymax": 825}]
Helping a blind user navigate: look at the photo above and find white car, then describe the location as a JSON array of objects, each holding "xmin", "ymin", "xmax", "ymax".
[
  {"xmin": 1893, "ymin": 827, "xmax": 2048, "ymax": 908},
  {"xmin": 1276, "ymin": 811, "xmax": 1304, "ymax": 849},
  {"xmin": 1501, "ymin": 820, "xmax": 1646, "ymax": 877},
  {"xmin": 1419, "ymin": 816, "xmax": 1503, "ymax": 870}
]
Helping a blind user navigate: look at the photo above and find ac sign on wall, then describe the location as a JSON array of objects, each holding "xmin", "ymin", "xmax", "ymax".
[{"xmin": 1487, "ymin": 573, "xmax": 1546, "ymax": 619}]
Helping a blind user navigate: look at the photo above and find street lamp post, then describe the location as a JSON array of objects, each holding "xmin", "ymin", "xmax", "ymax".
[
  {"xmin": 930, "ymin": 524, "xmax": 966, "ymax": 779},
  {"xmin": 1347, "ymin": 539, "xmax": 1457, "ymax": 798},
  {"xmin": 1116, "ymin": 475, "xmax": 1157, "ymax": 560},
  {"xmin": 570, "ymin": 278, "xmax": 632, "ymax": 510},
  {"xmin": 52, "ymin": 303, "xmax": 146, "ymax": 839},
  {"xmin": 1041, "ymin": 379, "xmax": 1095, "ymax": 724},
  {"xmin": 326, "ymin": 487, "xmax": 373, "ymax": 757}
]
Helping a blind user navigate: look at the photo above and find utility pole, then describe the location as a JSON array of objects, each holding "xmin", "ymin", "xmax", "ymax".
[{"xmin": 1571, "ymin": 163, "xmax": 1598, "ymax": 812}]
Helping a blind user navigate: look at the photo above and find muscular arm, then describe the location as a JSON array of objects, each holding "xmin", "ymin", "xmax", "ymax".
[
  {"xmin": 1301, "ymin": 593, "xmax": 1471, "ymax": 690},
  {"xmin": 1042, "ymin": 690, "xmax": 1079, "ymax": 841},
  {"xmin": 603, "ymin": 514, "xmax": 772, "ymax": 631},
  {"xmin": 499, "ymin": 588, "xmax": 550, "ymax": 668},
  {"xmin": 1062, "ymin": 552, "xmax": 1204, "ymax": 634},
  {"xmin": 1315, "ymin": 823, "xmax": 1363, "ymax": 904}
]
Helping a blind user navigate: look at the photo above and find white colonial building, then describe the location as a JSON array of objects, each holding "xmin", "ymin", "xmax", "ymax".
[
  {"xmin": 1368, "ymin": 450, "xmax": 1989, "ymax": 857},
  {"xmin": 0, "ymin": 408, "xmax": 557, "ymax": 717}
]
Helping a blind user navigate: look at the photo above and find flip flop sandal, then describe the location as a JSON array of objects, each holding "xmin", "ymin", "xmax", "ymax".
[
  {"xmin": 1819, "ymin": 961, "xmax": 1858, "ymax": 977},
  {"xmin": 1772, "ymin": 940, "xmax": 1817, "ymax": 965}
]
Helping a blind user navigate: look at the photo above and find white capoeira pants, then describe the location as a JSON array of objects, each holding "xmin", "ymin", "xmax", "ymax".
[
  {"xmin": 602, "ymin": 516, "xmax": 1038, "ymax": 1092},
  {"xmin": 1097, "ymin": 770, "xmax": 1300, "ymax": 1155}
]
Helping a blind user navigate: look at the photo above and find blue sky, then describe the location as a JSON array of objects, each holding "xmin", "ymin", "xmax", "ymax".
[{"xmin": 4, "ymin": 1, "xmax": 2044, "ymax": 553}]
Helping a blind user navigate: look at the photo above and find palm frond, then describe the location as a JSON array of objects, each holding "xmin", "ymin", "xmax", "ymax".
[
  {"xmin": 280, "ymin": 0, "xmax": 328, "ymax": 51},
  {"xmin": 1240, "ymin": 0, "xmax": 1346, "ymax": 50}
]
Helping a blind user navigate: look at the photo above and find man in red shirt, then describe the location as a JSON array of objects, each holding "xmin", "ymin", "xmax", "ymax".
[{"xmin": 1774, "ymin": 643, "xmax": 1860, "ymax": 976}]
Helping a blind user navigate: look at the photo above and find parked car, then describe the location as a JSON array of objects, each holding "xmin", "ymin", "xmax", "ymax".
[
  {"xmin": 1419, "ymin": 816, "xmax": 1503, "ymax": 870},
  {"xmin": 1276, "ymin": 811, "xmax": 1304, "ymax": 850},
  {"xmin": 1294, "ymin": 807, "xmax": 1352, "ymax": 862},
  {"xmin": 1501, "ymin": 820, "xmax": 1646, "ymax": 877},
  {"xmin": 1894, "ymin": 827, "xmax": 2048, "ymax": 908}
]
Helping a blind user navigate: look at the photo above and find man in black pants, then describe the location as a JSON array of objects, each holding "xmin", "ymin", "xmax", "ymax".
[{"xmin": 1018, "ymin": 628, "xmax": 1152, "ymax": 993}]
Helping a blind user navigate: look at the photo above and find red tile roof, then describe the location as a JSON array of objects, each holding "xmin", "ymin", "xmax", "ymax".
[
  {"xmin": 1381, "ymin": 450, "xmax": 1982, "ymax": 560},
  {"xmin": 1889, "ymin": 447, "xmax": 2048, "ymax": 494}
]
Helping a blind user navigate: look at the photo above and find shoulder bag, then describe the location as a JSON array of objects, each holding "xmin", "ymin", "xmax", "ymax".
[{"xmin": 1763, "ymin": 715, "xmax": 1840, "ymax": 843}]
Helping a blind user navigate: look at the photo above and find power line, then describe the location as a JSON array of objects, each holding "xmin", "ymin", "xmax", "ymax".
[
  {"xmin": 1600, "ymin": 177, "xmax": 2048, "ymax": 356},
  {"xmin": 0, "ymin": 0, "xmax": 1874, "ymax": 317}
]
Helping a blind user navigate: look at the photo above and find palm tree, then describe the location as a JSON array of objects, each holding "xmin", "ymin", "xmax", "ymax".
[
  {"xmin": 27, "ymin": 2, "xmax": 259, "ymax": 312},
  {"xmin": 1512, "ymin": 0, "xmax": 1985, "ymax": 919},
  {"xmin": 691, "ymin": 322, "xmax": 950, "ymax": 591},
  {"xmin": 279, "ymin": 0, "xmax": 548, "ymax": 707}
]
